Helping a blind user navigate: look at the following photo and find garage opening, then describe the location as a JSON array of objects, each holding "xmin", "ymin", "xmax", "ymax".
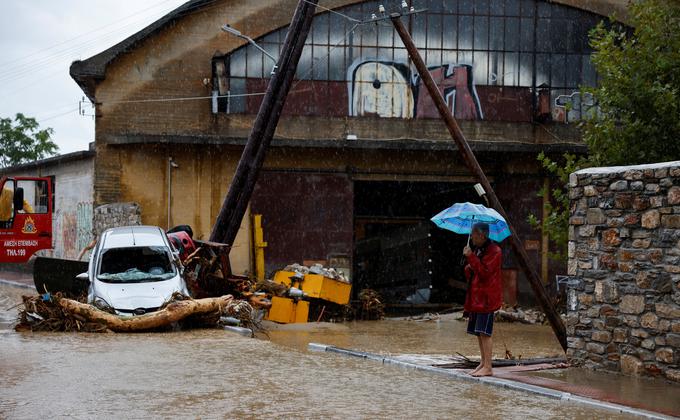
[{"xmin": 353, "ymin": 180, "xmax": 483, "ymax": 311}]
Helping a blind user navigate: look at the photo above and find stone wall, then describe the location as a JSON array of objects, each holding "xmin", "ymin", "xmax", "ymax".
[
  {"xmin": 93, "ymin": 202, "xmax": 142, "ymax": 236},
  {"xmin": 566, "ymin": 161, "xmax": 680, "ymax": 382}
]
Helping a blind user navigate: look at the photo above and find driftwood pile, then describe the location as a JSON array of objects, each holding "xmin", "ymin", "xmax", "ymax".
[
  {"xmin": 432, "ymin": 353, "xmax": 569, "ymax": 369},
  {"xmin": 356, "ymin": 289, "xmax": 385, "ymax": 320},
  {"xmin": 15, "ymin": 292, "xmax": 256, "ymax": 333}
]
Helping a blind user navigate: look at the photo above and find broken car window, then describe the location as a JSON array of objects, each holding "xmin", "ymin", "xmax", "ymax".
[{"xmin": 98, "ymin": 246, "xmax": 175, "ymax": 282}]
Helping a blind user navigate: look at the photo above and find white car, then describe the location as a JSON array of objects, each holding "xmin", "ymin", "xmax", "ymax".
[{"xmin": 82, "ymin": 226, "xmax": 189, "ymax": 316}]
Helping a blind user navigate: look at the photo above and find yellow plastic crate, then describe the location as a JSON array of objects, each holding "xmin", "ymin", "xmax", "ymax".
[
  {"xmin": 300, "ymin": 274, "xmax": 351, "ymax": 305},
  {"xmin": 265, "ymin": 296, "xmax": 309, "ymax": 324},
  {"xmin": 273, "ymin": 271, "xmax": 297, "ymax": 287}
]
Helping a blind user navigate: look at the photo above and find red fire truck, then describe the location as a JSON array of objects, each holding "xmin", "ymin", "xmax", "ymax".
[{"xmin": 0, "ymin": 176, "xmax": 53, "ymax": 263}]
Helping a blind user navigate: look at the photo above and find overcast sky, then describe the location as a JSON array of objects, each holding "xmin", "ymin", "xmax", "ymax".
[{"xmin": 0, "ymin": 0, "xmax": 187, "ymax": 155}]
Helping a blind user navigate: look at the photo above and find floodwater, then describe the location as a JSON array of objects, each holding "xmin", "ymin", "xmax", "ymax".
[{"xmin": 0, "ymin": 284, "xmax": 632, "ymax": 419}]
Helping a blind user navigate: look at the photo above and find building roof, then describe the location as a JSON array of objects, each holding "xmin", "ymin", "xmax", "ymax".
[
  {"xmin": 0, "ymin": 150, "xmax": 95, "ymax": 176},
  {"xmin": 70, "ymin": 0, "xmax": 629, "ymax": 101}
]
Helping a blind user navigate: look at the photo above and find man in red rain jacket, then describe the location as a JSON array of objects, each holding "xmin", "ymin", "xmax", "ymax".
[{"xmin": 463, "ymin": 222, "xmax": 503, "ymax": 377}]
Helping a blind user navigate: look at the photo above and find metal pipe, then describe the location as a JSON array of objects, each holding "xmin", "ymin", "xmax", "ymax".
[
  {"xmin": 167, "ymin": 157, "xmax": 178, "ymax": 230},
  {"xmin": 390, "ymin": 14, "xmax": 567, "ymax": 351}
]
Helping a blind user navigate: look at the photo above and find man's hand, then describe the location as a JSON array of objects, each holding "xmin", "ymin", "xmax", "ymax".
[{"xmin": 463, "ymin": 246, "xmax": 472, "ymax": 256}]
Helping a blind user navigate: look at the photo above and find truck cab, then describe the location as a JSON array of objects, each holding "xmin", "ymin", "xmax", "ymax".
[{"xmin": 0, "ymin": 176, "xmax": 52, "ymax": 263}]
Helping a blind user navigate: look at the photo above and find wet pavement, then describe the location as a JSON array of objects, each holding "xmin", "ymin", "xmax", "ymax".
[{"xmin": 0, "ymin": 283, "xmax": 665, "ymax": 419}]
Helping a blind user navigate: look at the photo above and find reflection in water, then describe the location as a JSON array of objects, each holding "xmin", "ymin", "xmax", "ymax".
[{"xmin": 0, "ymin": 285, "xmax": 630, "ymax": 418}]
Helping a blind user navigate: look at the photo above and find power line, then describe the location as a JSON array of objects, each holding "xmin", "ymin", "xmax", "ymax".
[
  {"xmin": 0, "ymin": 3, "xmax": 184, "ymax": 83},
  {"xmin": 0, "ymin": 0, "xmax": 226, "ymax": 84},
  {"xmin": 0, "ymin": 0, "xmax": 178, "ymax": 69},
  {"xmin": 37, "ymin": 107, "xmax": 80, "ymax": 124},
  {"xmin": 301, "ymin": 0, "xmax": 362, "ymax": 22}
]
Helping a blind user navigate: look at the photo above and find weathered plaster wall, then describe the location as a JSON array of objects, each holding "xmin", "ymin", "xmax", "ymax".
[{"xmin": 566, "ymin": 161, "xmax": 680, "ymax": 383}]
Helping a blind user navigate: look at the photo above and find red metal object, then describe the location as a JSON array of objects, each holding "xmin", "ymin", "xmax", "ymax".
[
  {"xmin": 0, "ymin": 176, "xmax": 53, "ymax": 264},
  {"xmin": 167, "ymin": 231, "xmax": 196, "ymax": 262}
]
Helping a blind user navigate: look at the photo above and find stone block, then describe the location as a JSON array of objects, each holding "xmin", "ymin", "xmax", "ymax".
[
  {"xmin": 620, "ymin": 354, "xmax": 644, "ymax": 375},
  {"xmin": 623, "ymin": 315, "xmax": 640, "ymax": 328},
  {"xmin": 613, "ymin": 328, "xmax": 627, "ymax": 343},
  {"xmin": 614, "ymin": 193, "xmax": 633, "ymax": 209},
  {"xmin": 602, "ymin": 229, "xmax": 622, "ymax": 246},
  {"xmin": 666, "ymin": 369, "xmax": 680, "ymax": 383},
  {"xmin": 650, "ymin": 196, "xmax": 665, "ymax": 208},
  {"xmin": 665, "ymin": 265, "xmax": 680, "ymax": 274},
  {"xmin": 632, "ymin": 197, "xmax": 650, "ymax": 211},
  {"xmin": 605, "ymin": 316, "xmax": 621, "ymax": 328},
  {"xmin": 641, "ymin": 339, "xmax": 656, "ymax": 350},
  {"xmin": 652, "ymin": 276, "xmax": 673, "ymax": 294},
  {"xmin": 570, "ymin": 216, "xmax": 585, "ymax": 225},
  {"xmin": 661, "ymin": 215, "xmax": 680, "ymax": 228},
  {"xmin": 567, "ymin": 337, "xmax": 585, "ymax": 349},
  {"xmin": 660, "ymin": 177, "xmax": 674, "ymax": 188},
  {"xmin": 623, "ymin": 214, "xmax": 640, "ymax": 226},
  {"xmin": 654, "ymin": 168, "xmax": 669, "ymax": 178},
  {"xmin": 641, "ymin": 210, "xmax": 660, "ymax": 229},
  {"xmin": 636, "ymin": 272, "xmax": 652, "ymax": 289},
  {"xmin": 645, "ymin": 184, "xmax": 661, "ymax": 194},
  {"xmin": 569, "ymin": 172, "xmax": 578, "ymax": 187},
  {"xmin": 579, "ymin": 225, "xmax": 596, "ymax": 237},
  {"xmin": 631, "ymin": 181, "xmax": 644, "ymax": 191},
  {"xmin": 586, "ymin": 342, "xmax": 606, "ymax": 354},
  {"xmin": 631, "ymin": 329, "xmax": 649, "ymax": 338},
  {"xmin": 610, "ymin": 180, "xmax": 628, "ymax": 191},
  {"xmin": 667, "ymin": 334, "xmax": 680, "ymax": 348},
  {"xmin": 631, "ymin": 229, "xmax": 652, "ymax": 239},
  {"xmin": 655, "ymin": 348, "xmax": 674, "ymax": 364},
  {"xmin": 592, "ymin": 330, "xmax": 612, "ymax": 343},
  {"xmin": 578, "ymin": 294, "xmax": 594, "ymax": 306},
  {"xmin": 594, "ymin": 281, "xmax": 619, "ymax": 303},
  {"xmin": 631, "ymin": 239, "xmax": 651, "ymax": 248},
  {"xmin": 669, "ymin": 186, "xmax": 680, "ymax": 206},
  {"xmin": 640, "ymin": 312, "xmax": 659, "ymax": 329},
  {"xmin": 624, "ymin": 170, "xmax": 643, "ymax": 181},
  {"xmin": 656, "ymin": 303, "xmax": 680, "ymax": 318},
  {"xmin": 672, "ymin": 322, "xmax": 680, "ymax": 333},
  {"xmin": 659, "ymin": 319, "xmax": 672, "ymax": 332},
  {"xmin": 587, "ymin": 208, "xmax": 606, "ymax": 225},
  {"xmin": 620, "ymin": 295, "xmax": 645, "ymax": 314},
  {"xmin": 618, "ymin": 262, "xmax": 634, "ymax": 272},
  {"xmin": 583, "ymin": 185, "xmax": 597, "ymax": 196}
]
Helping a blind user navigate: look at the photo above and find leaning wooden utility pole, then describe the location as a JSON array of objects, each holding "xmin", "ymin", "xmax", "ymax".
[
  {"xmin": 390, "ymin": 14, "xmax": 567, "ymax": 351},
  {"xmin": 210, "ymin": 0, "xmax": 318, "ymax": 246}
]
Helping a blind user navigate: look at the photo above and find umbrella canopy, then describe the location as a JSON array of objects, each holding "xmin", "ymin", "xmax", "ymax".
[{"xmin": 431, "ymin": 202, "xmax": 511, "ymax": 242}]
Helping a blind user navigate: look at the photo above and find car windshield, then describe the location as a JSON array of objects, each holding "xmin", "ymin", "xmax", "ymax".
[{"xmin": 98, "ymin": 246, "xmax": 175, "ymax": 283}]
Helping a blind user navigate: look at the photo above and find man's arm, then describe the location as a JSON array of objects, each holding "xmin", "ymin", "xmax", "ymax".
[{"xmin": 466, "ymin": 246, "xmax": 501, "ymax": 281}]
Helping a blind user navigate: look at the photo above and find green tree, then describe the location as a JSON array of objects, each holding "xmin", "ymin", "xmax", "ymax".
[
  {"xmin": 584, "ymin": 0, "xmax": 680, "ymax": 165},
  {"xmin": 532, "ymin": 0, "xmax": 680, "ymax": 261},
  {"xmin": 0, "ymin": 113, "xmax": 58, "ymax": 168}
]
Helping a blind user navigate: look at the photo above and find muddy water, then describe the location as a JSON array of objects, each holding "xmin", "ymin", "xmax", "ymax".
[{"xmin": 0, "ymin": 285, "xmax": 626, "ymax": 419}]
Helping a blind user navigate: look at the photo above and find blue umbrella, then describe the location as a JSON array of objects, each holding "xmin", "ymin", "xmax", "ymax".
[{"xmin": 430, "ymin": 202, "xmax": 511, "ymax": 243}]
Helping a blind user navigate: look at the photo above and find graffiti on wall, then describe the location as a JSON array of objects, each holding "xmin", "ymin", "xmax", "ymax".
[
  {"xmin": 51, "ymin": 202, "xmax": 93, "ymax": 260},
  {"xmin": 348, "ymin": 61, "xmax": 483, "ymax": 120},
  {"xmin": 76, "ymin": 202, "xmax": 93, "ymax": 252},
  {"xmin": 553, "ymin": 91, "xmax": 598, "ymax": 123}
]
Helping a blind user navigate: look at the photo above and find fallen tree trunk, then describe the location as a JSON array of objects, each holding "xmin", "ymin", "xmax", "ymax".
[{"xmin": 57, "ymin": 295, "xmax": 234, "ymax": 332}]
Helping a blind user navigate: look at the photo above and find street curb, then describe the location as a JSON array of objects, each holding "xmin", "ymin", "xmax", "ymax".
[
  {"xmin": 308, "ymin": 343, "xmax": 673, "ymax": 420},
  {"xmin": 0, "ymin": 279, "xmax": 35, "ymax": 290}
]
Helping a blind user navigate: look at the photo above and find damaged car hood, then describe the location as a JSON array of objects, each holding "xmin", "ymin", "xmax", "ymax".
[{"xmin": 94, "ymin": 278, "xmax": 185, "ymax": 313}]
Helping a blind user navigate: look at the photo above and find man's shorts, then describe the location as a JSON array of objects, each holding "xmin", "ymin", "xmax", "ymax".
[{"xmin": 466, "ymin": 312, "xmax": 495, "ymax": 336}]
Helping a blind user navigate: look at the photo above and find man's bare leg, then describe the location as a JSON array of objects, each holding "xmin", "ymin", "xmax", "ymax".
[
  {"xmin": 469, "ymin": 336, "xmax": 484, "ymax": 375},
  {"xmin": 472, "ymin": 335, "xmax": 493, "ymax": 377}
]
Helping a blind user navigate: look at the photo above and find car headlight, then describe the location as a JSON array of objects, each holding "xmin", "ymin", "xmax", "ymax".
[{"xmin": 93, "ymin": 297, "xmax": 114, "ymax": 313}]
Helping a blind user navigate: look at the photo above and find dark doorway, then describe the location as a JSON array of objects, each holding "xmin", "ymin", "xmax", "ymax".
[{"xmin": 353, "ymin": 180, "xmax": 483, "ymax": 308}]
